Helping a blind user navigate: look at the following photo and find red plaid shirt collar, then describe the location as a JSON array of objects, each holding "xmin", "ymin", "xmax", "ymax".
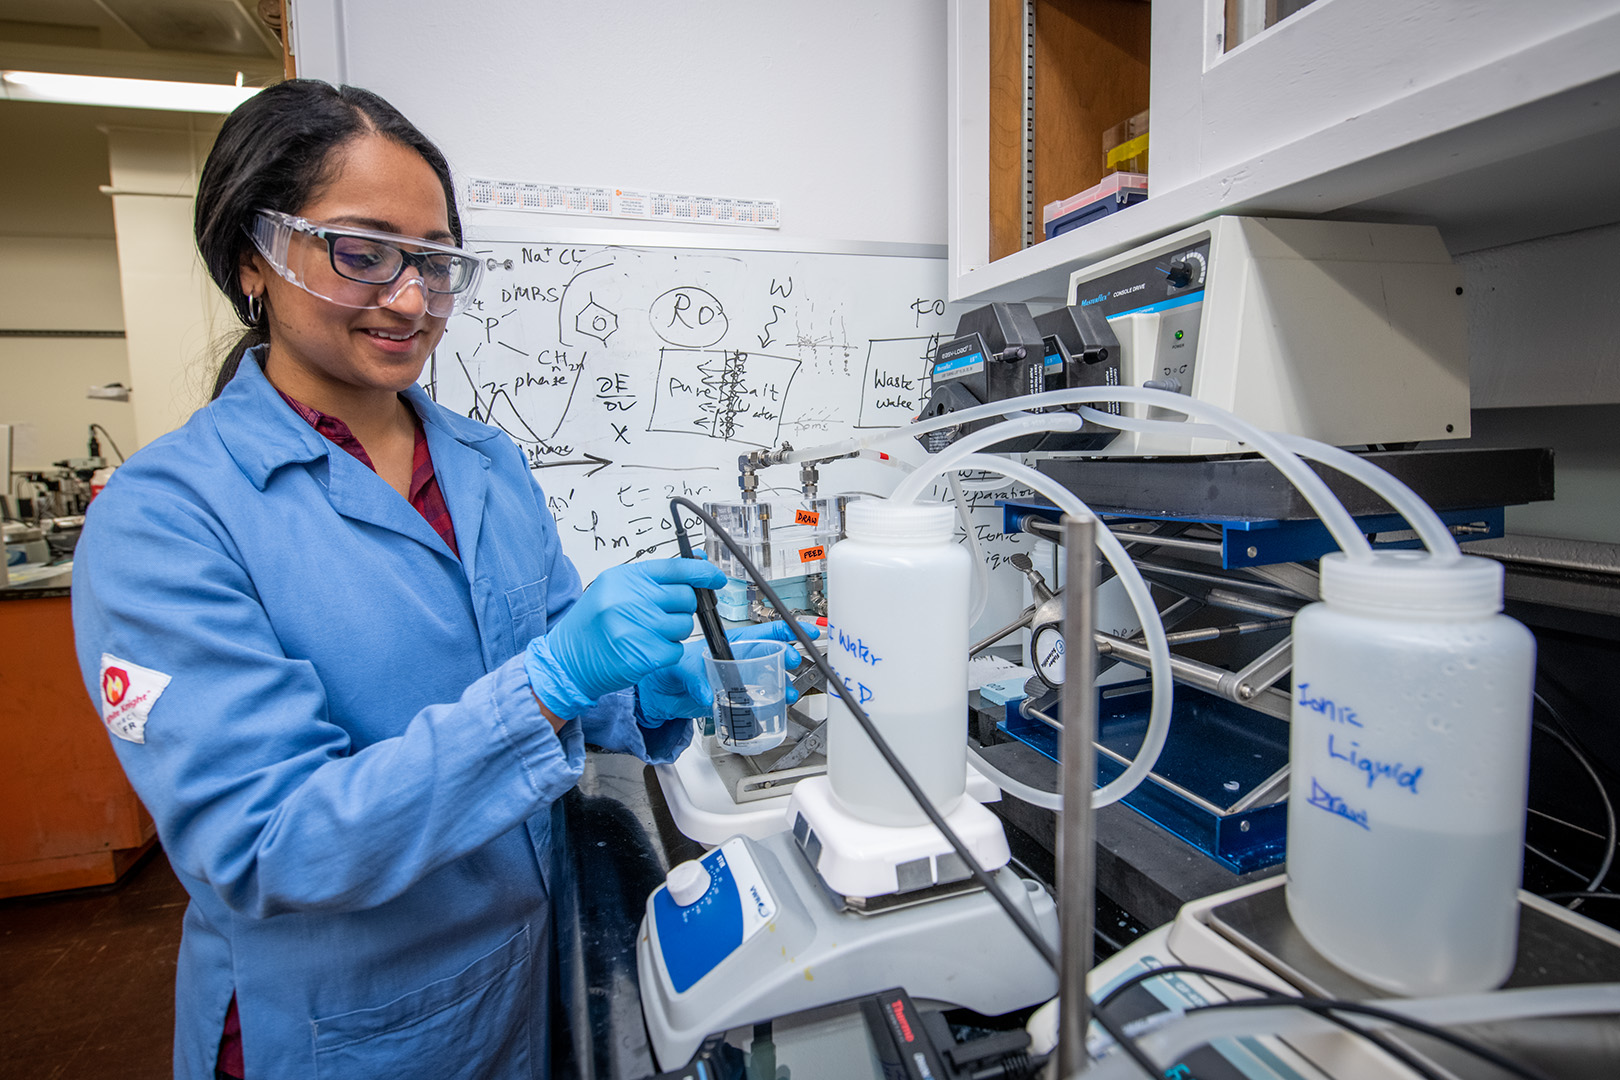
[{"xmin": 274, "ymin": 389, "xmax": 459, "ymax": 558}]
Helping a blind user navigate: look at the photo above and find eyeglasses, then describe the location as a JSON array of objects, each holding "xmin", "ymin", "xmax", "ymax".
[{"xmin": 247, "ymin": 209, "xmax": 484, "ymax": 318}]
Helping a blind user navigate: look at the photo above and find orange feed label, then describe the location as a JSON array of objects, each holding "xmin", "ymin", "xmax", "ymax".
[{"xmin": 798, "ymin": 545, "xmax": 826, "ymax": 563}]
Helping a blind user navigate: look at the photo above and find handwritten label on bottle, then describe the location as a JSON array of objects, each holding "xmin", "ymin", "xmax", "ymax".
[
  {"xmin": 1327, "ymin": 735, "xmax": 1422, "ymax": 793},
  {"xmin": 1296, "ymin": 683, "xmax": 1361, "ymax": 727},
  {"xmin": 794, "ymin": 509, "xmax": 820, "ymax": 526},
  {"xmin": 833, "ymin": 628, "xmax": 883, "ymax": 667},
  {"xmin": 840, "ymin": 675, "xmax": 875, "ymax": 704},
  {"xmin": 1307, "ymin": 778, "xmax": 1370, "ymax": 830}
]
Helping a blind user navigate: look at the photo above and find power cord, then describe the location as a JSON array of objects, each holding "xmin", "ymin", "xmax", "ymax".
[
  {"xmin": 88, "ymin": 423, "xmax": 125, "ymax": 463},
  {"xmin": 667, "ymin": 497, "xmax": 1162, "ymax": 1079},
  {"xmin": 1545, "ymin": 891, "xmax": 1620, "ymax": 903},
  {"xmin": 1531, "ymin": 692, "xmax": 1616, "ymax": 908}
]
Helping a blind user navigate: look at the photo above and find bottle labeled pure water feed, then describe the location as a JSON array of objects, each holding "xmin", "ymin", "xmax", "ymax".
[
  {"xmin": 825, "ymin": 500, "xmax": 970, "ymax": 827},
  {"xmin": 1286, "ymin": 552, "xmax": 1535, "ymax": 996}
]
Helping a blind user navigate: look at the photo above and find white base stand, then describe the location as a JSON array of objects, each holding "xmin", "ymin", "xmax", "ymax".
[
  {"xmin": 785, "ymin": 776, "xmax": 1011, "ymax": 900},
  {"xmin": 656, "ymin": 742, "xmax": 1002, "ymax": 845}
]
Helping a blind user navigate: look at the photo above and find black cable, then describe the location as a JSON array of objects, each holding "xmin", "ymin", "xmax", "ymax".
[
  {"xmin": 668, "ymin": 497, "xmax": 1161, "ymax": 1079},
  {"xmin": 1544, "ymin": 891, "xmax": 1620, "ymax": 902},
  {"xmin": 1186, "ymin": 997, "xmax": 1553, "ymax": 1080},
  {"xmin": 1094, "ymin": 964, "xmax": 1446, "ymax": 1080},
  {"xmin": 1532, "ymin": 695, "xmax": 1616, "ymax": 904},
  {"xmin": 89, "ymin": 423, "xmax": 125, "ymax": 463}
]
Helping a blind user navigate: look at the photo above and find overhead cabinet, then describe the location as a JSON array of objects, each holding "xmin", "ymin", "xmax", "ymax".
[{"xmin": 949, "ymin": 0, "xmax": 1620, "ymax": 303}]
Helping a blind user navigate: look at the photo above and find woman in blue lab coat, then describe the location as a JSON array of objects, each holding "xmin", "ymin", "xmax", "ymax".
[{"xmin": 71, "ymin": 79, "xmax": 799, "ymax": 1080}]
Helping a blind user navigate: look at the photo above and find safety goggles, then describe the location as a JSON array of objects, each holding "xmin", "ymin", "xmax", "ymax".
[{"xmin": 247, "ymin": 209, "xmax": 484, "ymax": 318}]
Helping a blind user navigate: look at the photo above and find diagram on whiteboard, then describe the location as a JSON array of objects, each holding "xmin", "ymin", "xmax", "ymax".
[{"xmin": 424, "ymin": 237, "xmax": 980, "ymax": 581}]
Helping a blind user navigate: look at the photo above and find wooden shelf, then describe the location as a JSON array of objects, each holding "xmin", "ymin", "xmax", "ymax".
[{"xmin": 987, "ymin": 0, "xmax": 1150, "ymax": 262}]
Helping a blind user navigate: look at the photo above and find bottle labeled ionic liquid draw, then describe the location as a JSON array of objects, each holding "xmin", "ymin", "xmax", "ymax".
[{"xmin": 1286, "ymin": 551, "xmax": 1535, "ymax": 996}]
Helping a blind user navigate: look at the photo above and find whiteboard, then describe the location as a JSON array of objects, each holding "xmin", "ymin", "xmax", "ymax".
[
  {"xmin": 423, "ymin": 233, "xmax": 945, "ymax": 572},
  {"xmin": 421, "ymin": 230, "xmax": 1037, "ymax": 644}
]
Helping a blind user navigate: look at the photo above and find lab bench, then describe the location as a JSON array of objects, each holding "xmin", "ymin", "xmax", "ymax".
[{"xmin": 0, "ymin": 570, "xmax": 158, "ymax": 898}]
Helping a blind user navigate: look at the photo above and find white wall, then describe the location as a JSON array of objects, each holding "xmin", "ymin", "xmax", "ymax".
[
  {"xmin": 294, "ymin": 0, "xmax": 948, "ymax": 247},
  {"xmin": 0, "ymin": 237, "xmax": 132, "ymax": 471},
  {"xmin": 0, "ymin": 101, "xmax": 135, "ymax": 474},
  {"xmin": 1461, "ymin": 222, "xmax": 1620, "ymax": 409},
  {"xmin": 0, "ymin": 102, "xmax": 232, "ymax": 478},
  {"xmin": 105, "ymin": 120, "xmax": 235, "ymax": 446},
  {"xmin": 1446, "ymin": 221, "xmax": 1620, "ymax": 545}
]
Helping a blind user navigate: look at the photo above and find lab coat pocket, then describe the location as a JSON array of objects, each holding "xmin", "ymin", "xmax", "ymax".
[
  {"xmin": 505, "ymin": 577, "xmax": 551, "ymax": 649},
  {"xmin": 312, "ymin": 926, "xmax": 534, "ymax": 1079}
]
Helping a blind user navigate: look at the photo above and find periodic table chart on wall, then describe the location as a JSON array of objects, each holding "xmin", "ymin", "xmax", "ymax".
[{"xmin": 423, "ymin": 229, "xmax": 1039, "ymax": 588}]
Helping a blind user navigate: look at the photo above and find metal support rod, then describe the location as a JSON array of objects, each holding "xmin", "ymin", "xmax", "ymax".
[
  {"xmin": 1110, "ymin": 528, "xmax": 1224, "ymax": 554},
  {"xmin": 1204, "ymin": 588, "xmax": 1304, "ymax": 620},
  {"xmin": 1158, "ymin": 617, "xmax": 1292, "ymax": 646},
  {"xmin": 1096, "ymin": 631, "xmax": 1293, "ymax": 720},
  {"xmin": 1096, "ymin": 631, "xmax": 1225, "ymax": 695},
  {"xmin": 1133, "ymin": 560, "xmax": 1300, "ymax": 597},
  {"xmin": 1057, "ymin": 513, "xmax": 1098, "ymax": 1077}
]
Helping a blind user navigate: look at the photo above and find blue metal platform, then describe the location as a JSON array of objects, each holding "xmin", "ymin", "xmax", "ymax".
[
  {"xmin": 1000, "ymin": 681, "xmax": 1289, "ymax": 873},
  {"xmin": 1000, "ymin": 499, "xmax": 1504, "ymax": 569}
]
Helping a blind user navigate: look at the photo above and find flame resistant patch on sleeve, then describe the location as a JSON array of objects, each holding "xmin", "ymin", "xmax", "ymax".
[{"xmin": 98, "ymin": 654, "xmax": 172, "ymax": 744}]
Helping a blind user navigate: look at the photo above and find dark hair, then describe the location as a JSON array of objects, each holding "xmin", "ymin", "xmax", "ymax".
[{"xmin": 196, "ymin": 79, "xmax": 463, "ymax": 399}]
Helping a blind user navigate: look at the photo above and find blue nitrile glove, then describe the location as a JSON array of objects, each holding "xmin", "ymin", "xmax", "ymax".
[
  {"xmin": 637, "ymin": 620, "xmax": 820, "ymax": 721},
  {"xmin": 524, "ymin": 558, "xmax": 726, "ymax": 719}
]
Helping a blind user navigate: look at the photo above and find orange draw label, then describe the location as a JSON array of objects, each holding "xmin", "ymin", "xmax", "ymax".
[
  {"xmin": 798, "ymin": 545, "xmax": 826, "ymax": 563},
  {"xmin": 794, "ymin": 509, "xmax": 820, "ymax": 526}
]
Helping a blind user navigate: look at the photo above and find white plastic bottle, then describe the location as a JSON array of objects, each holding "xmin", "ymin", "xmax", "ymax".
[
  {"xmin": 825, "ymin": 500, "xmax": 970, "ymax": 826},
  {"xmin": 1286, "ymin": 551, "xmax": 1535, "ymax": 995}
]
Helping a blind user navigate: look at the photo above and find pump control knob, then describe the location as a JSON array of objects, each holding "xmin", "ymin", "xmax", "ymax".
[
  {"xmin": 665, "ymin": 860, "xmax": 711, "ymax": 907},
  {"xmin": 1165, "ymin": 260, "xmax": 1194, "ymax": 288}
]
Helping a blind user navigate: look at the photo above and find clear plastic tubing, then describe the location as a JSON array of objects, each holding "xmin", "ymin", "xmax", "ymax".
[
  {"xmin": 889, "ymin": 412, "xmax": 1082, "ymax": 505},
  {"xmin": 1075, "ymin": 983, "xmax": 1620, "ymax": 1080},
  {"xmin": 825, "ymin": 500, "xmax": 972, "ymax": 826},
  {"xmin": 895, "ymin": 413, "xmax": 1085, "ymax": 629},
  {"xmin": 783, "ymin": 387, "xmax": 1373, "ymax": 560},
  {"xmin": 1074, "ymin": 407, "xmax": 1462, "ymax": 560},
  {"xmin": 935, "ymin": 453, "xmax": 1173, "ymax": 811},
  {"xmin": 1287, "ymin": 552, "xmax": 1535, "ymax": 995}
]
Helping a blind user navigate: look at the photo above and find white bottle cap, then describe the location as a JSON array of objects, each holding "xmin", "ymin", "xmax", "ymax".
[
  {"xmin": 1319, "ymin": 551, "xmax": 1504, "ymax": 617},
  {"xmin": 845, "ymin": 499, "xmax": 956, "ymax": 544}
]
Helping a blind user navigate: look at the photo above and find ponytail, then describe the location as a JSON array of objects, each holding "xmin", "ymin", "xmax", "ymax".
[{"xmin": 212, "ymin": 327, "xmax": 269, "ymax": 401}]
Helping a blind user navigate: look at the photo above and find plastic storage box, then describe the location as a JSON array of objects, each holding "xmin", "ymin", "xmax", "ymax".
[{"xmin": 1042, "ymin": 172, "xmax": 1147, "ymax": 240}]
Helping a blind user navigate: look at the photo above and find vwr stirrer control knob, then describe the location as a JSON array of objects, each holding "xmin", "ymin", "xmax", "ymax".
[{"xmin": 665, "ymin": 860, "xmax": 711, "ymax": 907}]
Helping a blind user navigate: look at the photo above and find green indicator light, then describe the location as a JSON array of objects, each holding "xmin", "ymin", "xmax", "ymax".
[{"xmin": 1175, "ymin": 330, "xmax": 1185, "ymax": 341}]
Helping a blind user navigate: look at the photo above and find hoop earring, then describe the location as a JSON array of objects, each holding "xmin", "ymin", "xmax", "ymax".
[{"xmin": 245, "ymin": 293, "xmax": 262, "ymax": 325}]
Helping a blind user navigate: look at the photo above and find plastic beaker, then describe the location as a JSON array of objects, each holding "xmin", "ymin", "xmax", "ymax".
[{"xmin": 705, "ymin": 641, "xmax": 789, "ymax": 755}]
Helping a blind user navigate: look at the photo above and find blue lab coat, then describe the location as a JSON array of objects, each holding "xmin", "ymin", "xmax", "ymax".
[{"xmin": 71, "ymin": 351, "xmax": 688, "ymax": 1079}]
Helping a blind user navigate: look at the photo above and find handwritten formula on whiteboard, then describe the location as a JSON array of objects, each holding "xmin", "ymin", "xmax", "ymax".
[{"xmin": 423, "ymin": 238, "xmax": 964, "ymax": 581}]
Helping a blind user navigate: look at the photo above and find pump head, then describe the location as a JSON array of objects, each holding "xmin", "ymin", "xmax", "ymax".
[{"xmin": 914, "ymin": 302, "xmax": 1121, "ymax": 454}]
